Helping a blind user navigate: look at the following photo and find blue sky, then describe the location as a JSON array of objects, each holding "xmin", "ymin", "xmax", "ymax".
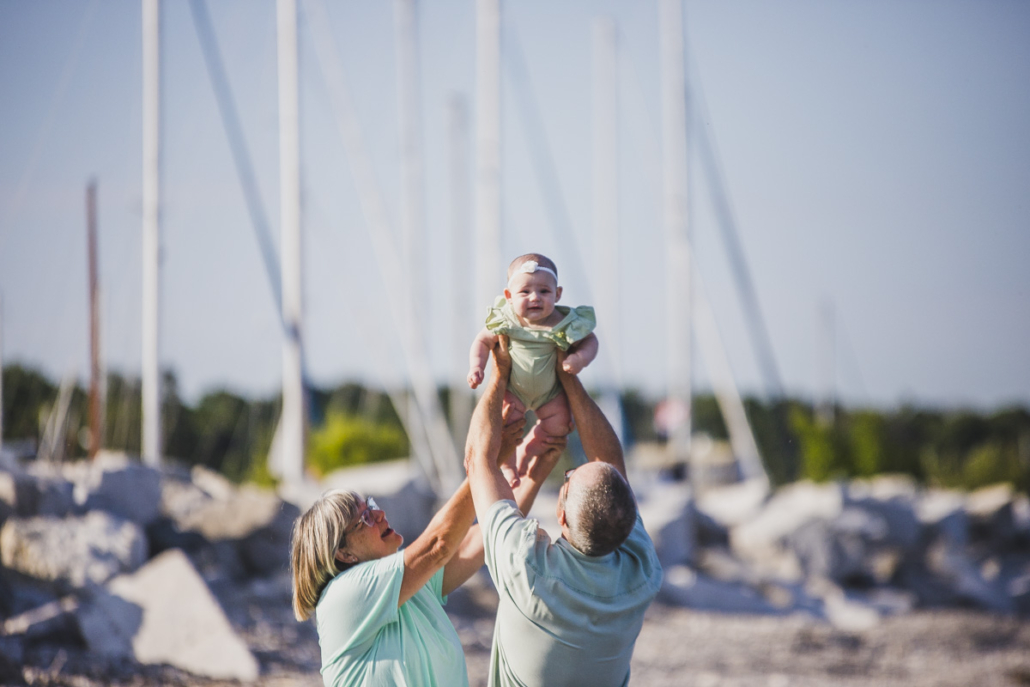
[{"xmin": 1, "ymin": 0, "xmax": 1028, "ymax": 410}]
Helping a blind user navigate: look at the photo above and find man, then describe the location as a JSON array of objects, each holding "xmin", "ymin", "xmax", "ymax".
[{"xmin": 465, "ymin": 337, "xmax": 663, "ymax": 687}]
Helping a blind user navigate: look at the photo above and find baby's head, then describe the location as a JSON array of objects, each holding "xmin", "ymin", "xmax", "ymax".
[{"xmin": 504, "ymin": 253, "xmax": 562, "ymax": 325}]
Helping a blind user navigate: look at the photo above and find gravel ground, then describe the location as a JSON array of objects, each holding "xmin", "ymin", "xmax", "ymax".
[{"xmin": 10, "ymin": 571, "xmax": 1030, "ymax": 686}]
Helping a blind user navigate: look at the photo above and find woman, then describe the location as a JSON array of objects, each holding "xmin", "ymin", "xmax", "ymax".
[{"xmin": 290, "ymin": 413, "xmax": 563, "ymax": 687}]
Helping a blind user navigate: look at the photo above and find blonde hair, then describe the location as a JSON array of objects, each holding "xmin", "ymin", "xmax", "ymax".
[{"xmin": 290, "ymin": 489, "xmax": 362, "ymax": 621}]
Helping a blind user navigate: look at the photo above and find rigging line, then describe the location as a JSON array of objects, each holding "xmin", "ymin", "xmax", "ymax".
[
  {"xmin": 503, "ymin": 19, "xmax": 624, "ymax": 419},
  {"xmin": 188, "ymin": 0, "xmax": 283, "ymax": 323},
  {"xmin": 0, "ymin": 0, "xmax": 100, "ymax": 256},
  {"xmin": 190, "ymin": 0, "xmax": 315, "ymax": 403},
  {"xmin": 306, "ymin": 198, "xmax": 439, "ymax": 485},
  {"xmin": 621, "ymin": 41, "xmax": 779, "ymax": 402},
  {"xmin": 305, "ymin": 0, "xmax": 461, "ymax": 491},
  {"xmin": 688, "ymin": 61, "xmax": 785, "ymax": 400},
  {"xmin": 502, "ymin": 20, "xmax": 595, "ymax": 308},
  {"xmin": 693, "ymin": 266, "xmax": 767, "ymax": 484}
]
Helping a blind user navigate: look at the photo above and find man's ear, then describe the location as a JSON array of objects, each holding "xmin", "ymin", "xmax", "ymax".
[
  {"xmin": 557, "ymin": 507, "xmax": 567, "ymax": 528},
  {"xmin": 334, "ymin": 549, "xmax": 357, "ymax": 565},
  {"xmin": 555, "ymin": 285, "xmax": 563, "ymax": 302}
]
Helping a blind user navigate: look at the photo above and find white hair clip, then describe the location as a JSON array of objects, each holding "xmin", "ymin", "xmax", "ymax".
[{"xmin": 509, "ymin": 260, "xmax": 558, "ymax": 285}]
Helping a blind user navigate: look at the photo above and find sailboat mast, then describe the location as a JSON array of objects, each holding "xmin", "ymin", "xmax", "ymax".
[
  {"xmin": 394, "ymin": 0, "xmax": 433, "ymax": 477},
  {"xmin": 475, "ymin": 0, "xmax": 501, "ymax": 319},
  {"xmin": 660, "ymin": 0, "xmax": 692, "ymax": 467},
  {"xmin": 447, "ymin": 94, "xmax": 473, "ymax": 443},
  {"xmin": 277, "ymin": 0, "xmax": 305, "ymax": 485},
  {"xmin": 87, "ymin": 180, "xmax": 101, "ymax": 459},
  {"xmin": 817, "ymin": 299, "xmax": 835, "ymax": 426},
  {"xmin": 592, "ymin": 16, "xmax": 621, "ymax": 387},
  {"xmin": 395, "ymin": 0, "xmax": 425, "ymax": 317},
  {"xmin": 141, "ymin": 0, "xmax": 162, "ymax": 467}
]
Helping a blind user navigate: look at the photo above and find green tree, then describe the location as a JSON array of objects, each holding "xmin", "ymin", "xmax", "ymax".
[
  {"xmin": 790, "ymin": 406, "xmax": 846, "ymax": 482},
  {"xmin": 103, "ymin": 372, "xmax": 142, "ymax": 455},
  {"xmin": 847, "ymin": 410, "xmax": 884, "ymax": 477},
  {"xmin": 2, "ymin": 364, "xmax": 57, "ymax": 441},
  {"xmin": 307, "ymin": 410, "xmax": 409, "ymax": 477},
  {"xmin": 692, "ymin": 394, "xmax": 728, "ymax": 440},
  {"xmin": 746, "ymin": 397, "xmax": 801, "ymax": 486}
]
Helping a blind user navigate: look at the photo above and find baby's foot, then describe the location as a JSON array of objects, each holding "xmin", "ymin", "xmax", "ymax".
[{"xmin": 500, "ymin": 461, "xmax": 521, "ymax": 488}]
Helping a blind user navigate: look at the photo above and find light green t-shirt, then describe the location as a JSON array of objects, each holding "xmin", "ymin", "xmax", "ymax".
[
  {"xmin": 482, "ymin": 499, "xmax": 663, "ymax": 687},
  {"xmin": 316, "ymin": 551, "xmax": 469, "ymax": 687}
]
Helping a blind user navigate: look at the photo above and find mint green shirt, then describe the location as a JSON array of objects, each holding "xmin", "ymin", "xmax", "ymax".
[
  {"xmin": 316, "ymin": 551, "xmax": 469, "ymax": 687},
  {"xmin": 483, "ymin": 499, "xmax": 662, "ymax": 687}
]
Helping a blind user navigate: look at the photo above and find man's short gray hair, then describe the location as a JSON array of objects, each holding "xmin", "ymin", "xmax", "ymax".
[{"xmin": 565, "ymin": 464, "xmax": 637, "ymax": 557}]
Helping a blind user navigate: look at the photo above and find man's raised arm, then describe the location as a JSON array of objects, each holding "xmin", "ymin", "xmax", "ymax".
[
  {"xmin": 464, "ymin": 339, "xmax": 519, "ymax": 523},
  {"xmin": 556, "ymin": 349, "xmax": 627, "ymax": 479}
]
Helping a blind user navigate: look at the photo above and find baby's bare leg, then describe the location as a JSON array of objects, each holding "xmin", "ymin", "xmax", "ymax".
[
  {"xmin": 501, "ymin": 392, "xmax": 526, "ymax": 488},
  {"xmin": 515, "ymin": 393, "xmax": 572, "ymax": 476}
]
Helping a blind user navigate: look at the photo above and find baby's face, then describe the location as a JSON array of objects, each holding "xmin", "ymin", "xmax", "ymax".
[{"xmin": 505, "ymin": 271, "xmax": 561, "ymax": 325}]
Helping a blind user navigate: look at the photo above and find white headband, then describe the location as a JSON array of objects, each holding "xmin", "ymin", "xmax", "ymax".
[{"xmin": 507, "ymin": 260, "xmax": 558, "ymax": 286}]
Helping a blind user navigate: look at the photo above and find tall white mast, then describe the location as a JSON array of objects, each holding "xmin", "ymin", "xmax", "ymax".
[
  {"xmin": 87, "ymin": 180, "xmax": 102, "ymax": 459},
  {"xmin": 141, "ymin": 0, "xmax": 162, "ymax": 467},
  {"xmin": 394, "ymin": 0, "xmax": 431, "ymax": 475},
  {"xmin": 591, "ymin": 16, "xmax": 626, "ymax": 444},
  {"xmin": 277, "ymin": 0, "xmax": 305, "ymax": 484},
  {"xmin": 592, "ymin": 16, "xmax": 621, "ymax": 387},
  {"xmin": 447, "ymin": 94, "xmax": 473, "ymax": 442},
  {"xmin": 395, "ymin": 0, "xmax": 425, "ymax": 314},
  {"xmin": 475, "ymin": 0, "xmax": 501, "ymax": 320},
  {"xmin": 660, "ymin": 0, "xmax": 692, "ymax": 467}
]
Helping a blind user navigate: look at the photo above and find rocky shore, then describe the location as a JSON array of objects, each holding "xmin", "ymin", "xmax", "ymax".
[{"xmin": 0, "ymin": 453, "xmax": 1027, "ymax": 685}]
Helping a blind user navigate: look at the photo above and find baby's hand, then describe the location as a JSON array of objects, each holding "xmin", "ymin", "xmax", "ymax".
[
  {"xmin": 467, "ymin": 369, "xmax": 484, "ymax": 389},
  {"xmin": 561, "ymin": 355, "xmax": 587, "ymax": 375}
]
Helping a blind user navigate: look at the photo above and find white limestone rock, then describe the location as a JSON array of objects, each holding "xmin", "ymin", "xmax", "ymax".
[
  {"xmin": 76, "ymin": 548, "xmax": 259, "ymax": 682},
  {"xmin": 0, "ymin": 511, "xmax": 146, "ymax": 588}
]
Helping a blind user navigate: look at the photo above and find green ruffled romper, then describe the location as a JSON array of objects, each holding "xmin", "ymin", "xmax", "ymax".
[{"xmin": 484, "ymin": 296, "xmax": 596, "ymax": 411}]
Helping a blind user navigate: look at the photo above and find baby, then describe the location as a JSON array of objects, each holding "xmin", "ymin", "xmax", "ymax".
[{"xmin": 468, "ymin": 253, "xmax": 599, "ymax": 486}]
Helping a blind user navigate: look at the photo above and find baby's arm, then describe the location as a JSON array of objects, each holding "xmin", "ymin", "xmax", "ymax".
[
  {"xmin": 468, "ymin": 328, "xmax": 500, "ymax": 389},
  {"xmin": 561, "ymin": 332, "xmax": 598, "ymax": 375}
]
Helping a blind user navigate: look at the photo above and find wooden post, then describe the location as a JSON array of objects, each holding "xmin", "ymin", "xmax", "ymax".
[{"xmin": 0, "ymin": 293, "xmax": 4, "ymax": 458}]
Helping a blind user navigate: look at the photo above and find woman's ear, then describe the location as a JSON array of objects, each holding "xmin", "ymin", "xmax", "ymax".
[{"xmin": 335, "ymin": 549, "xmax": 357, "ymax": 565}]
